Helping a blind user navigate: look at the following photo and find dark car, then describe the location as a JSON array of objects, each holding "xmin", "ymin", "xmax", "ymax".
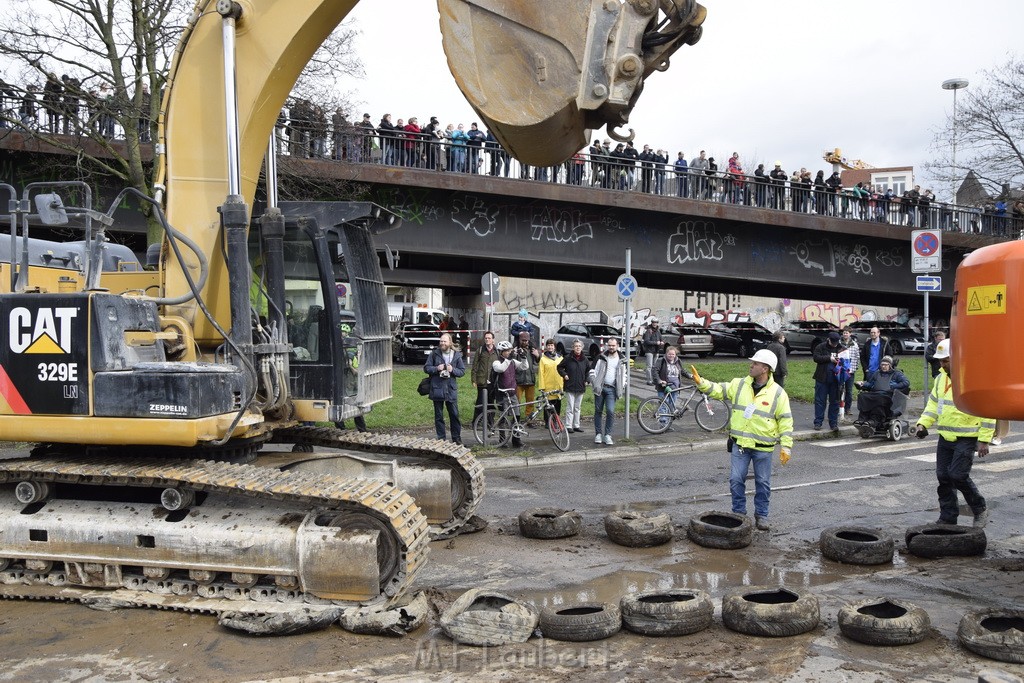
[
  {"xmin": 670, "ymin": 324, "xmax": 714, "ymax": 358},
  {"xmin": 846, "ymin": 321, "xmax": 926, "ymax": 355},
  {"xmin": 392, "ymin": 322, "xmax": 441, "ymax": 364},
  {"xmin": 706, "ymin": 321, "xmax": 774, "ymax": 358},
  {"xmin": 553, "ymin": 323, "xmax": 635, "ymax": 359},
  {"xmin": 780, "ymin": 320, "xmax": 839, "ymax": 354}
]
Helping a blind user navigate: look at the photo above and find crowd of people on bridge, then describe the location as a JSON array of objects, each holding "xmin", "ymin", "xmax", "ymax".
[
  {"xmin": 3, "ymin": 71, "xmax": 1022, "ymax": 237},
  {"xmin": 273, "ymin": 102, "xmax": 1024, "ymax": 237}
]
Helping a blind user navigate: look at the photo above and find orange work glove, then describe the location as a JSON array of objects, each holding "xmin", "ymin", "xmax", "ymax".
[
  {"xmin": 780, "ymin": 448, "xmax": 791, "ymax": 465},
  {"xmin": 689, "ymin": 365, "xmax": 702, "ymax": 386}
]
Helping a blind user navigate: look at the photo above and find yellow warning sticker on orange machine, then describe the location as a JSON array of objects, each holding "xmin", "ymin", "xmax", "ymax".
[{"xmin": 965, "ymin": 285, "xmax": 1006, "ymax": 315}]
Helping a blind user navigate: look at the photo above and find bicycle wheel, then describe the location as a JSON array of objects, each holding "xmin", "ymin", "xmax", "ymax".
[
  {"xmin": 694, "ymin": 396, "xmax": 730, "ymax": 432},
  {"xmin": 473, "ymin": 410, "xmax": 513, "ymax": 447},
  {"xmin": 547, "ymin": 409, "xmax": 570, "ymax": 452},
  {"xmin": 637, "ymin": 396, "xmax": 673, "ymax": 434}
]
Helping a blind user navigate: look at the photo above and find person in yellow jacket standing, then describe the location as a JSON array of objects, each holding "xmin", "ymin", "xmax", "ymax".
[
  {"xmin": 692, "ymin": 349, "xmax": 793, "ymax": 531},
  {"xmin": 914, "ymin": 338, "xmax": 993, "ymax": 528},
  {"xmin": 536, "ymin": 339, "xmax": 564, "ymax": 426}
]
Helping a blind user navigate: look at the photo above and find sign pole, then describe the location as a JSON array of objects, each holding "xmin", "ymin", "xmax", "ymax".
[
  {"xmin": 923, "ymin": 292, "xmax": 930, "ymax": 398},
  {"xmin": 624, "ymin": 249, "xmax": 631, "ymax": 440}
]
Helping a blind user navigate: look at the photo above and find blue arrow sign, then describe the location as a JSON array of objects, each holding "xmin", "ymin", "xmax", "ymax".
[
  {"xmin": 616, "ymin": 274, "xmax": 637, "ymax": 300},
  {"xmin": 916, "ymin": 275, "xmax": 941, "ymax": 292}
]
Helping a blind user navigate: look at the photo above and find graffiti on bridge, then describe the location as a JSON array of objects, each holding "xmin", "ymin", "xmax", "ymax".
[
  {"xmin": 801, "ymin": 303, "xmax": 862, "ymax": 327},
  {"xmin": 530, "ymin": 206, "xmax": 594, "ymax": 243},
  {"xmin": 667, "ymin": 221, "xmax": 726, "ymax": 265},
  {"xmin": 671, "ymin": 309, "xmax": 752, "ymax": 328},
  {"xmin": 502, "ymin": 291, "xmax": 590, "ymax": 313}
]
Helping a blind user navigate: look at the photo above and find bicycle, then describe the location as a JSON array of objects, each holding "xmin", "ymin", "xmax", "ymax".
[
  {"xmin": 636, "ymin": 384, "xmax": 730, "ymax": 434},
  {"xmin": 473, "ymin": 389, "xmax": 570, "ymax": 452}
]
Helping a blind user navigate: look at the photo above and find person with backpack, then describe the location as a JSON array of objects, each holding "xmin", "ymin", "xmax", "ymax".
[{"xmin": 424, "ymin": 333, "xmax": 465, "ymax": 445}]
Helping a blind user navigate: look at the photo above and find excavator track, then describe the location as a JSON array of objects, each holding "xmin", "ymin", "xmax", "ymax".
[
  {"xmin": 270, "ymin": 427, "xmax": 486, "ymax": 539},
  {"xmin": 0, "ymin": 455, "xmax": 431, "ymax": 615}
]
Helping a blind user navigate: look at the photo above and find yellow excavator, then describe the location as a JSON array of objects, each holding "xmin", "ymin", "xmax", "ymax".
[{"xmin": 0, "ymin": 0, "xmax": 705, "ymax": 623}]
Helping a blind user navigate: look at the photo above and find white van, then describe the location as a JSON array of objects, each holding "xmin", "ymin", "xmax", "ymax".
[{"xmin": 388, "ymin": 303, "xmax": 446, "ymax": 327}]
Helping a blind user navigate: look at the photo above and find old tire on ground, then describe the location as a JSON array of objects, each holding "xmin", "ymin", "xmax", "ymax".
[
  {"xmin": 687, "ymin": 511, "xmax": 753, "ymax": 550},
  {"xmin": 604, "ymin": 511, "xmax": 673, "ymax": 548},
  {"xmin": 722, "ymin": 586, "xmax": 820, "ymax": 637},
  {"xmin": 905, "ymin": 524, "xmax": 987, "ymax": 558},
  {"xmin": 837, "ymin": 598, "xmax": 930, "ymax": 646},
  {"xmin": 540, "ymin": 603, "xmax": 621, "ymax": 642},
  {"xmin": 439, "ymin": 588, "xmax": 539, "ymax": 646},
  {"xmin": 219, "ymin": 607, "xmax": 344, "ymax": 636},
  {"xmin": 820, "ymin": 526, "xmax": 894, "ymax": 565},
  {"xmin": 620, "ymin": 589, "xmax": 714, "ymax": 637},
  {"xmin": 340, "ymin": 591, "xmax": 428, "ymax": 637},
  {"xmin": 518, "ymin": 507, "xmax": 582, "ymax": 540},
  {"xmin": 958, "ymin": 609, "xmax": 1024, "ymax": 663}
]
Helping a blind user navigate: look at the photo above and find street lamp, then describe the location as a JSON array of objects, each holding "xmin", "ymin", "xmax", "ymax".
[{"xmin": 941, "ymin": 78, "xmax": 969, "ymax": 204}]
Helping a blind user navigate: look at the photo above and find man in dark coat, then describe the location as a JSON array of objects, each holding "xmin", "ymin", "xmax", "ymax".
[
  {"xmin": 812, "ymin": 331, "xmax": 843, "ymax": 431},
  {"xmin": 424, "ymin": 333, "xmax": 465, "ymax": 444}
]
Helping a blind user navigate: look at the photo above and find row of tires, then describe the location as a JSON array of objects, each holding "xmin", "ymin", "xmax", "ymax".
[
  {"xmin": 439, "ymin": 586, "xmax": 1024, "ymax": 663},
  {"xmin": 519, "ymin": 508, "xmax": 752, "ymax": 549},
  {"xmin": 520, "ymin": 508, "xmax": 987, "ymax": 560}
]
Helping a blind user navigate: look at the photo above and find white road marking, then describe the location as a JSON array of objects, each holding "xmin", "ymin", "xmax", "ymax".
[
  {"xmin": 857, "ymin": 441, "xmax": 929, "ymax": 455},
  {"xmin": 718, "ymin": 473, "xmax": 882, "ymax": 497},
  {"xmin": 815, "ymin": 438, "xmax": 867, "ymax": 448}
]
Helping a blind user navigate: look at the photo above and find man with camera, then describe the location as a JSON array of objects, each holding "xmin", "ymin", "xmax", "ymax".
[
  {"xmin": 589, "ymin": 337, "xmax": 627, "ymax": 445},
  {"xmin": 424, "ymin": 333, "xmax": 465, "ymax": 445}
]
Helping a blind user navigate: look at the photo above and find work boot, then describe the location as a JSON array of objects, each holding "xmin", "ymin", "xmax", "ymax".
[
  {"xmin": 813, "ymin": 423, "xmax": 822, "ymax": 431},
  {"xmin": 973, "ymin": 509, "xmax": 990, "ymax": 529},
  {"xmin": 594, "ymin": 433, "xmax": 603, "ymax": 444},
  {"xmin": 755, "ymin": 516, "xmax": 770, "ymax": 531},
  {"xmin": 935, "ymin": 518, "xmax": 957, "ymax": 525}
]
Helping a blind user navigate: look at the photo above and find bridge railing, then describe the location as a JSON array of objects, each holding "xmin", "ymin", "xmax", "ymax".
[
  {"xmin": 3, "ymin": 82, "xmax": 1018, "ymax": 240},
  {"xmin": 284, "ymin": 128, "xmax": 1020, "ymax": 240}
]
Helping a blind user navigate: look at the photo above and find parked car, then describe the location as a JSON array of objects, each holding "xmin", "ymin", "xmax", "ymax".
[
  {"xmin": 553, "ymin": 323, "xmax": 635, "ymax": 359},
  {"xmin": 706, "ymin": 321, "xmax": 774, "ymax": 358},
  {"xmin": 846, "ymin": 321, "xmax": 926, "ymax": 355},
  {"xmin": 669, "ymin": 324, "xmax": 714, "ymax": 358},
  {"xmin": 780, "ymin": 320, "xmax": 839, "ymax": 354},
  {"xmin": 392, "ymin": 322, "xmax": 442, "ymax": 364}
]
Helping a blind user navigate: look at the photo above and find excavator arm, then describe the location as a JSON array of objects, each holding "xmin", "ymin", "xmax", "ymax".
[{"xmin": 157, "ymin": 0, "xmax": 704, "ymax": 339}]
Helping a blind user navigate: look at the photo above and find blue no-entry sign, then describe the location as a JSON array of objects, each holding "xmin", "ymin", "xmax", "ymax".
[{"xmin": 616, "ymin": 274, "xmax": 637, "ymax": 300}]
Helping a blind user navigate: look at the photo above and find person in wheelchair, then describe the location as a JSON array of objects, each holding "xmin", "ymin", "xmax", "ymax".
[{"xmin": 854, "ymin": 355, "xmax": 910, "ymax": 431}]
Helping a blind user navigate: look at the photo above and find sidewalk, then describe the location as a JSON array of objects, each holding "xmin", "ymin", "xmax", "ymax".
[{"xmin": 480, "ymin": 368, "xmax": 928, "ymax": 470}]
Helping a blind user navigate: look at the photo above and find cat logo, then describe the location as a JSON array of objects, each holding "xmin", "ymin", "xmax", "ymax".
[{"xmin": 8, "ymin": 307, "xmax": 79, "ymax": 354}]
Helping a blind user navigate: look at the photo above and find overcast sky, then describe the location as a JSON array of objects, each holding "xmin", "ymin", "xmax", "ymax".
[{"xmin": 337, "ymin": 1, "xmax": 1022, "ymax": 200}]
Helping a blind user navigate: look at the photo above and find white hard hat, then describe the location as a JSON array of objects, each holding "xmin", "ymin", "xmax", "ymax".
[
  {"xmin": 933, "ymin": 338, "xmax": 950, "ymax": 359},
  {"xmin": 749, "ymin": 349, "xmax": 778, "ymax": 371}
]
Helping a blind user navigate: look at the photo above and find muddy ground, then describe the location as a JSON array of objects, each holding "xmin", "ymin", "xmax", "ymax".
[{"xmin": 2, "ymin": 435, "xmax": 1024, "ymax": 683}]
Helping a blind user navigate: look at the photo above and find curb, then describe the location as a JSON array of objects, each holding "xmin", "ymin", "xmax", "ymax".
[{"xmin": 480, "ymin": 425, "xmax": 861, "ymax": 471}]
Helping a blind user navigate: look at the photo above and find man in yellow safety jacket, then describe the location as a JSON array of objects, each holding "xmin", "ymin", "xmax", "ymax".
[
  {"xmin": 914, "ymin": 338, "xmax": 993, "ymax": 527},
  {"xmin": 692, "ymin": 348, "xmax": 793, "ymax": 532}
]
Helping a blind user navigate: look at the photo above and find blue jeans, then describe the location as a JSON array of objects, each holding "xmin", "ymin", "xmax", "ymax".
[
  {"xmin": 731, "ymin": 444, "xmax": 773, "ymax": 518},
  {"xmin": 935, "ymin": 436, "xmax": 985, "ymax": 522},
  {"xmin": 657, "ymin": 386, "xmax": 678, "ymax": 424},
  {"xmin": 814, "ymin": 378, "xmax": 840, "ymax": 427},
  {"xmin": 594, "ymin": 385, "xmax": 617, "ymax": 436},
  {"xmin": 843, "ymin": 377, "xmax": 855, "ymax": 414},
  {"xmin": 433, "ymin": 399, "xmax": 461, "ymax": 442}
]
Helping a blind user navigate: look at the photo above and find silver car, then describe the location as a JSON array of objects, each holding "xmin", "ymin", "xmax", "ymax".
[{"xmin": 670, "ymin": 325, "xmax": 714, "ymax": 358}]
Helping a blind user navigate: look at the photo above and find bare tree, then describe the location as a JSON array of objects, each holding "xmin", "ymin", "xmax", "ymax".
[
  {"xmin": 0, "ymin": 0, "xmax": 364, "ymax": 241},
  {"xmin": 928, "ymin": 54, "xmax": 1024, "ymax": 200}
]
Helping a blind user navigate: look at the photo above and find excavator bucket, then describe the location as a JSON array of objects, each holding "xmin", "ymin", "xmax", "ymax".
[{"xmin": 438, "ymin": 0, "xmax": 706, "ymax": 166}]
